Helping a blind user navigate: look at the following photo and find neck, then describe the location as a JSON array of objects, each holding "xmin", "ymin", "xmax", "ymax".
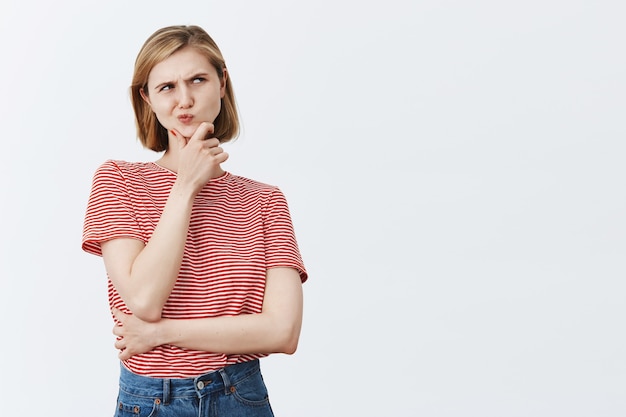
[{"xmin": 156, "ymin": 148, "xmax": 179, "ymax": 173}]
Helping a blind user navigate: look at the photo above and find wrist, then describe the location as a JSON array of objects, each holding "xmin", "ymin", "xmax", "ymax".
[
  {"xmin": 170, "ymin": 180, "xmax": 199, "ymax": 201},
  {"xmin": 155, "ymin": 318, "xmax": 173, "ymax": 346}
]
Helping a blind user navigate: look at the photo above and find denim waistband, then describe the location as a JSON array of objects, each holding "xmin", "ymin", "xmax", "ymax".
[{"xmin": 118, "ymin": 359, "xmax": 261, "ymax": 404}]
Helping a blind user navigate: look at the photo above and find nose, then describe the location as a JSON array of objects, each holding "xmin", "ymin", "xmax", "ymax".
[{"xmin": 177, "ymin": 84, "xmax": 193, "ymax": 109}]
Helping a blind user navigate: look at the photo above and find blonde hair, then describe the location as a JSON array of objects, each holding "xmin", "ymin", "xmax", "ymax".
[{"xmin": 130, "ymin": 25, "xmax": 239, "ymax": 152}]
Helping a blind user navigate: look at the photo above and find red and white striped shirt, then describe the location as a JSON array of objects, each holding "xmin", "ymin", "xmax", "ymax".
[{"xmin": 82, "ymin": 160, "xmax": 307, "ymax": 377}]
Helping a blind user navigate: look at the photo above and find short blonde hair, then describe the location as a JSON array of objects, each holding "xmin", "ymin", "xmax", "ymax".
[{"xmin": 130, "ymin": 25, "xmax": 239, "ymax": 152}]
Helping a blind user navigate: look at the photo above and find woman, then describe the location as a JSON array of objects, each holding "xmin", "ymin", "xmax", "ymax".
[{"xmin": 82, "ymin": 25, "xmax": 307, "ymax": 417}]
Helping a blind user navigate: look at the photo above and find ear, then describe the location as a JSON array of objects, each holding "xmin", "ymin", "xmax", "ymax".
[
  {"xmin": 139, "ymin": 87, "xmax": 152, "ymax": 106},
  {"xmin": 220, "ymin": 68, "xmax": 228, "ymax": 98}
]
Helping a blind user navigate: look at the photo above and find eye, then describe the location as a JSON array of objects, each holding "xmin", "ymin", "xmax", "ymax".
[
  {"xmin": 159, "ymin": 83, "xmax": 174, "ymax": 92},
  {"xmin": 192, "ymin": 77, "xmax": 206, "ymax": 84}
]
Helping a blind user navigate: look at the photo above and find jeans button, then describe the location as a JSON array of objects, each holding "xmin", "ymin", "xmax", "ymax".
[{"xmin": 197, "ymin": 381, "xmax": 205, "ymax": 389}]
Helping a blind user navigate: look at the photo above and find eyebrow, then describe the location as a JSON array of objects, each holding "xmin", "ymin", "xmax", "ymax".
[{"xmin": 152, "ymin": 72, "xmax": 212, "ymax": 91}]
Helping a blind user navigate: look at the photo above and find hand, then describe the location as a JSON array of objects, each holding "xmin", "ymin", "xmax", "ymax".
[
  {"xmin": 112, "ymin": 308, "xmax": 160, "ymax": 360},
  {"xmin": 172, "ymin": 122, "xmax": 229, "ymax": 194}
]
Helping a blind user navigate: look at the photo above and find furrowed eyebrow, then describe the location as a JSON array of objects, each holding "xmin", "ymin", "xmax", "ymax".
[
  {"xmin": 187, "ymin": 72, "xmax": 211, "ymax": 80},
  {"xmin": 152, "ymin": 72, "xmax": 212, "ymax": 91}
]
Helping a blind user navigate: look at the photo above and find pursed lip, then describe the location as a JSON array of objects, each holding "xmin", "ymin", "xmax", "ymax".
[{"xmin": 177, "ymin": 114, "xmax": 194, "ymax": 124}]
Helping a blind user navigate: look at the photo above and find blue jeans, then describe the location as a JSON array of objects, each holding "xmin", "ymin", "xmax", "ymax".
[{"xmin": 114, "ymin": 360, "xmax": 274, "ymax": 417}]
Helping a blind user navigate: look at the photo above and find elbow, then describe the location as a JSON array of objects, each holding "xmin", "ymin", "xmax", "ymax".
[
  {"xmin": 127, "ymin": 299, "xmax": 163, "ymax": 323},
  {"xmin": 281, "ymin": 338, "xmax": 299, "ymax": 355},
  {"xmin": 273, "ymin": 323, "xmax": 301, "ymax": 355},
  {"xmin": 134, "ymin": 310, "xmax": 162, "ymax": 323}
]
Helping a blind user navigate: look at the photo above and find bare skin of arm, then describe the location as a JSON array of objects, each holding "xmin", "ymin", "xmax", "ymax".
[
  {"xmin": 101, "ymin": 123, "xmax": 227, "ymax": 322},
  {"xmin": 112, "ymin": 267, "xmax": 304, "ymax": 359}
]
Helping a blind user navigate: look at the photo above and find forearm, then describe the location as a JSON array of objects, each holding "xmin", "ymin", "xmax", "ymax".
[
  {"xmin": 154, "ymin": 268, "xmax": 304, "ymax": 354},
  {"xmin": 156, "ymin": 312, "xmax": 302, "ymax": 355},
  {"xmin": 113, "ymin": 268, "xmax": 304, "ymax": 359}
]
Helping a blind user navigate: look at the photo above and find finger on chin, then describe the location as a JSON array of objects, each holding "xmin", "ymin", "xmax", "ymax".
[{"xmin": 195, "ymin": 122, "xmax": 214, "ymax": 140}]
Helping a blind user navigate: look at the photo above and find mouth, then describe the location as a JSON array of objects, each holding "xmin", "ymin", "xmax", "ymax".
[{"xmin": 177, "ymin": 114, "xmax": 194, "ymax": 124}]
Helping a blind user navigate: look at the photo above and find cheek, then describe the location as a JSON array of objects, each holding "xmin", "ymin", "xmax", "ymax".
[
  {"xmin": 200, "ymin": 95, "xmax": 223, "ymax": 121},
  {"xmin": 150, "ymin": 101, "xmax": 173, "ymax": 125}
]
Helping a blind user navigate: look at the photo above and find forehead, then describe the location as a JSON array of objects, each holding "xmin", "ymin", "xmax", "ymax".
[{"xmin": 148, "ymin": 47, "xmax": 216, "ymax": 83}]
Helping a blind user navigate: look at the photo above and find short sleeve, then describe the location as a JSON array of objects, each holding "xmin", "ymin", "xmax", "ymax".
[
  {"xmin": 82, "ymin": 160, "xmax": 145, "ymax": 257},
  {"xmin": 263, "ymin": 188, "xmax": 308, "ymax": 282}
]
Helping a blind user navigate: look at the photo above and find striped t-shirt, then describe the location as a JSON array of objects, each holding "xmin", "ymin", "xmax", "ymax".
[{"xmin": 82, "ymin": 160, "xmax": 307, "ymax": 378}]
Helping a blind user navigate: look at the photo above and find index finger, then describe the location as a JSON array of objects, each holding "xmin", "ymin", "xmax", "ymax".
[{"xmin": 191, "ymin": 122, "xmax": 215, "ymax": 142}]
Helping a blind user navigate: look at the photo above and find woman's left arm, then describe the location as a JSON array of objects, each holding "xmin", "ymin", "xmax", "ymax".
[{"xmin": 113, "ymin": 267, "xmax": 303, "ymax": 360}]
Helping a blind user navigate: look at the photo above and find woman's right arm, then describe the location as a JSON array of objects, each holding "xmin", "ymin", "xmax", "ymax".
[
  {"xmin": 100, "ymin": 182, "xmax": 195, "ymax": 322},
  {"xmin": 100, "ymin": 124, "xmax": 228, "ymax": 322}
]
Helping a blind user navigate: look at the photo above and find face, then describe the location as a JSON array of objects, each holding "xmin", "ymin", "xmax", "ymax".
[{"xmin": 141, "ymin": 46, "xmax": 226, "ymax": 139}]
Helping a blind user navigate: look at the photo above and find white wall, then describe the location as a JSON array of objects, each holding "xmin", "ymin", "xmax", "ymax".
[{"xmin": 1, "ymin": 1, "xmax": 624, "ymax": 415}]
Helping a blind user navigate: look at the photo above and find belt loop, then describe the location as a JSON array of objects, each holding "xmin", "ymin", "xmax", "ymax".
[
  {"xmin": 163, "ymin": 378, "xmax": 171, "ymax": 405},
  {"xmin": 218, "ymin": 368, "xmax": 232, "ymax": 394}
]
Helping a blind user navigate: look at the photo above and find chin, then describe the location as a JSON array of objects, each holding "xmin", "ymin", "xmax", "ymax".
[{"xmin": 177, "ymin": 126, "xmax": 199, "ymax": 139}]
